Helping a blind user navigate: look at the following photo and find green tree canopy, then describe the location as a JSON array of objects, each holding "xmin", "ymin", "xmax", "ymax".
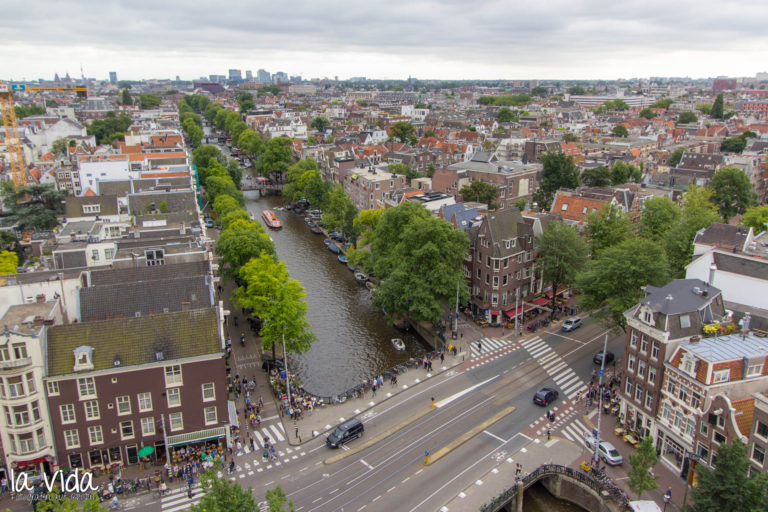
[
  {"xmin": 603, "ymin": 99, "xmax": 630, "ymax": 110},
  {"xmin": 586, "ymin": 203, "xmax": 634, "ymax": 256},
  {"xmin": 193, "ymin": 145, "xmax": 225, "ymax": 175},
  {"xmin": 577, "ymin": 238, "xmax": 670, "ymax": 331},
  {"xmin": 459, "ymin": 180, "xmax": 499, "ymax": 207},
  {"xmin": 190, "ymin": 469, "xmax": 259, "ymax": 512},
  {"xmin": 183, "ymin": 117, "xmax": 203, "ymax": 147},
  {"xmin": 531, "ymin": 86, "xmax": 548, "ymax": 97},
  {"xmin": 612, "ymin": 125, "xmax": 629, "ymax": 138},
  {"xmin": 478, "ymin": 94, "xmax": 531, "ymax": 107},
  {"xmin": 322, "ymin": 184, "xmax": 358, "ymax": 239},
  {"xmin": 610, "ymin": 161, "xmax": 642, "ymax": 185},
  {"xmin": 741, "ymin": 205, "xmax": 768, "ymax": 233},
  {"xmin": 668, "ymin": 148, "xmax": 685, "ymax": 167},
  {"xmin": 567, "ymin": 85, "xmax": 586, "ymax": 95},
  {"xmin": 720, "ymin": 135, "xmax": 749, "ymax": 153},
  {"xmin": 581, "ymin": 166, "xmax": 611, "ymax": 187},
  {"xmin": 0, "ymin": 250, "xmax": 18, "ymax": 274},
  {"xmin": 310, "ymin": 116, "xmax": 330, "ymax": 132},
  {"xmin": 497, "ymin": 107, "xmax": 518, "ymax": 123},
  {"xmin": 238, "ymin": 129, "xmax": 264, "ymax": 159},
  {"xmin": 257, "ymin": 85, "xmax": 282, "ymax": 97},
  {"xmin": 86, "ymin": 113, "xmax": 132, "ymax": 144},
  {"xmin": 138, "ymin": 93, "xmax": 162, "ymax": 109},
  {"xmin": 639, "ymin": 107, "xmax": 655, "ymax": 120},
  {"xmin": 265, "ymin": 485, "xmax": 296, "ymax": 512},
  {"xmin": 663, "ymin": 185, "xmax": 721, "ymax": 276},
  {"xmin": 691, "ymin": 439, "xmax": 768, "ymax": 512},
  {"xmin": 677, "ymin": 112, "xmax": 699, "ymax": 124},
  {"xmin": 562, "ymin": 132, "xmax": 578, "ymax": 143},
  {"xmin": 121, "ymin": 89, "xmax": 132, "ymax": 105},
  {"xmin": 14, "ymin": 104, "xmax": 46, "ymax": 118},
  {"xmin": 710, "ymin": 93, "xmax": 724, "ymax": 119},
  {"xmin": 0, "ymin": 183, "xmax": 66, "ymax": 230},
  {"xmin": 213, "ymin": 194, "xmax": 242, "ymax": 218},
  {"xmin": 205, "ymin": 175, "xmax": 243, "ymax": 205},
  {"xmin": 708, "ymin": 167, "xmax": 758, "ymax": 221},
  {"xmin": 257, "ymin": 137, "xmax": 293, "ymax": 178},
  {"xmin": 216, "ymin": 219, "xmax": 275, "ymax": 280},
  {"xmin": 536, "ymin": 221, "xmax": 589, "ymax": 318},
  {"xmin": 353, "ymin": 208, "xmax": 383, "ymax": 248},
  {"xmin": 389, "ymin": 121, "xmax": 417, "ymax": 145},
  {"xmin": 534, "ymin": 150, "xmax": 581, "ymax": 209},
  {"xmin": 640, "ymin": 197, "xmax": 681, "ymax": 241},
  {"xmin": 650, "ymin": 98, "xmax": 674, "ymax": 109},
  {"xmin": 51, "ymin": 138, "xmax": 71, "ymax": 157},
  {"xmin": 627, "ymin": 436, "xmax": 659, "ymax": 499}
]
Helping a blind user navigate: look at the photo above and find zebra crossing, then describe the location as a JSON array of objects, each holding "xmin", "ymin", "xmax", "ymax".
[
  {"xmin": 519, "ymin": 337, "xmax": 587, "ymax": 400},
  {"xmin": 234, "ymin": 421, "xmax": 286, "ymax": 456},
  {"xmin": 469, "ymin": 337, "xmax": 517, "ymax": 358},
  {"xmin": 560, "ymin": 416, "xmax": 591, "ymax": 444},
  {"xmin": 159, "ymin": 481, "xmax": 269, "ymax": 511}
]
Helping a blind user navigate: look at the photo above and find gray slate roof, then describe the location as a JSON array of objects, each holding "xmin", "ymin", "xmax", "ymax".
[
  {"xmin": 684, "ymin": 333, "xmax": 768, "ymax": 362},
  {"xmin": 641, "ymin": 279, "xmax": 721, "ymax": 316},
  {"xmin": 89, "ymin": 260, "xmax": 209, "ymax": 286},
  {"xmin": 694, "ymin": 224, "xmax": 750, "ymax": 251},
  {"xmin": 80, "ymin": 275, "xmax": 213, "ymax": 321},
  {"xmin": 713, "ymin": 252, "xmax": 768, "ymax": 280}
]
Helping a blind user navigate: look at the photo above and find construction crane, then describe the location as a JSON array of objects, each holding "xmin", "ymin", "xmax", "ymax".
[{"xmin": 0, "ymin": 81, "xmax": 87, "ymax": 188}]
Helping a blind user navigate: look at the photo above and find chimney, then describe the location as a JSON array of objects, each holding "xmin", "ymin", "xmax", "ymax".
[
  {"xmin": 33, "ymin": 316, "xmax": 44, "ymax": 327},
  {"xmin": 708, "ymin": 263, "xmax": 717, "ymax": 286}
]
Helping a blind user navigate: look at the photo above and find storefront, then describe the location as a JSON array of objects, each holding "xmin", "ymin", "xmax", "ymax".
[
  {"xmin": 657, "ymin": 428, "xmax": 688, "ymax": 472},
  {"xmin": 166, "ymin": 426, "xmax": 228, "ymax": 465}
]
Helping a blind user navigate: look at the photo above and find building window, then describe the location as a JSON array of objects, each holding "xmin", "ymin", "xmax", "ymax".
[
  {"xmin": 88, "ymin": 425, "xmax": 103, "ymax": 445},
  {"xmin": 746, "ymin": 364, "xmax": 764, "ymax": 377},
  {"xmin": 643, "ymin": 311, "xmax": 652, "ymax": 323},
  {"xmin": 46, "ymin": 381, "xmax": 59, "ymax": 396},
  {"xmin": 13, "ymin": 343, "xmax": 28, "ymax": 359},
  {"xmin": 678, "ymin": 384, "xmax": 690, "ymax": 403},
  {"xmin": 638, "ymin": 360, "xmax": 646, "ymax": 378},
  {"xmin": 60, "ymin": 404, "xmax": 76, "ymax": 424},
  {"xmin": 630, "ymin": 331, "xmax": 638, "ymax": 348},
  {"xmin": 628, "ymin": 354, "xmax": 636, "ymax": 372},
  {"xmin": 116, "ymin": 396, "xmax": 131, "ymax": 415},
  {"xmin": 31, "ymin": 401, "xmax": 40, "ymax": 422},
  {"xmin": 136, "ymin": 392, "xmax": 152, "ymax": 412},
  {"xmin": 640, "ymin": 336, "xmax": 649, "ymax": 353},
  {"xmin": 700, "ymin": 422, "xmax": 709, "ymax": 436},
  {"xmin": 164, "ymin": 365, "xmax": 182, "ymax": 387},
  {"xmin": 64, "ymin": 429, "xmax": 80, "ymax": 449},
  {"xmin": 756, "ymin": 421, "xmax": 768, "ymax": 439},
  {"xmin": 24, "ymin": 373, "xmax": 36, "ymax": 393},
  {"xmin": 141, "ymin": 417, "xmax": 155, "ymax": 436},
  {"xmin": 752, "ymin": 445, "xmax": 766, "ymax": 466},
  {"xmin": 0, "ymin": 345, "xmax": 9, "ymax": 361},
  {"xmin": 635, "ymin": 384, "xmax": 643, "ymax": 402},
  {"xmin": 697, "ymin": 442, "xmax": 709, "ymax": 461},
  {"xmin": 13, "ymin": 405, "xmax": 30, "ymax": 426},
  {"xmin": 7, "ymin": 376, "xmax": 24, "ymax": 398},
  {"xmin": 493, "ymin": 276, "xmax": 499, "ymax": 288},
  {"xmin": 120, "ymin": 421, "xmax": 134, "ymax": 440},
  {"xmin": 651, "ymin": 342, "xmax": 660, "ymax": 360},
  {"xmin": 169, "ymin": 412, "xmax": 183, "ymax": 431},
  {"xmin": 104, "ymin": 248, "xmax": 114, "ymax": 260},
  {"xmin": 691, "ymin": 392, "xmax": 702, "ymax": 410},
  {"xmin": 146, "ymin": 249, "xmax": 165, "ymax": 266},
  {"xmin": 685, "ymin": 418, "xmax": 696, "ymax": 438},
  {"xmin": 84, "ymin": 400, "xmax": 100, "ymax": 420},
  {"xmin": 713, "ymin": 431, "xmax": 726, "ymax": 444},
  {"xmin": 680, "ymin": 315, "xmax": 691, "ymax": 329},
  {"xmin": 713, "ymin": 369, "xmax": 730, "ymax": 384},
  {"xmin": 167, "ymin": 388, "xmax": 181, "ymax": 407},
  {"xmin": 662, "ymin": 403, "xmax": 672, "ymax": 421},
  {"xmin": 204, "ymin": 406, "xmax": 217, "ymax": 425},
  {"xmin": 648, "ymin": 366, "xmax": 656, "ymax": 385},
  {"xmin": 91, "ymin": 249, "xmax": 99, "ymax": 261},
  {"xmin": 17, "ymin": 433, "xmax": 35, "ymax": 453},
  {"xmin": 78, "ymin": 377, "xmax": 96, "ymax": 399},
  {"xmin": 644, "ymin": 391, "xmax": 653, "ymax": 410},
  {"xmin": 625, "ymin": 378, "xmax": 632, "ymax": 395}
]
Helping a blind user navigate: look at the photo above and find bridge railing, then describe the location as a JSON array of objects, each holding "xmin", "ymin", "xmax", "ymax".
[{"xmin": 478, "ymin": 464, "xmax": 631, "ymax": 512}]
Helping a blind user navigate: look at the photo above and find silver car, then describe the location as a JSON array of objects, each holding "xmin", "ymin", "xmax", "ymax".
[
  {"xmin": 584, "ymin": 432, "xmax": 623, "ymax": 465},
  {"xmin": 562, "ymin": 316, "xmax": 582, "ymax": 331}
]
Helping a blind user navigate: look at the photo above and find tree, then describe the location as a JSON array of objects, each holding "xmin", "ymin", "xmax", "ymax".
[
  {"xmin": 663, "ymin": 185, "xmax": 721, "ymax": 276},
  {"xmin": 322, "ymin": 184, "xmax": 358, "ymax": 238},
  {"xmin": 720, "ymin": 135, "xmax": 748, "ymax": 153},
  {"xmin": 238, "ymin": 130, "xmax": 264, "ymax": 159},
  {"xmin": 51, "ymin": 138, "xmax": 70, "ymax": 157},
  {"xmin": 612, "ymin": 125, "xmax": 629, "ymax": 138},
  {"xmin": 536, "ymin": 221, "xmax": 589, "ymax": 319},
  {"xmin": 0, "ymin": 183, "xmax": 67, "ymax": 230},
  {"xmin": 639, "ymin": 107, "xmax": 655, "ymax": 120},
  {"xmin": 216, "ymin": 219, "xmax": 275, "ymax": 280},
  {"xmin": 257, "ymin": 137, "xmax": 293, "ymax": 178},
  {"xmin": 232, "ymin": 253, "xmax": 316, "ymax": 359},
  {"xmin": 34, "ymin": 489, "xmax": 104, "ymax": 511},
  {"xmin": 627, "ymin": 436, "xmax": 659, "ymax": 499},
  {"xmin": 353, "ymin": 208, "xmax": 383, "ymax": 248},
  {"xmin": 677, "ymin": 112, "xmax": 699, "ymax": 124},
  {"xmin": 121, "ymin": 89, "xmax": 132, "ymax": 105},
  {"xmin": 531, "ymin": 86, "xmax": 548, "ymax": 97},
  {"xmin": 610, "ymin": 161, "xmax": 642, "ymax": 185},
  {"xmin": 691, "ymin": 439, "xmax": 768, "ymax": 512},
  {"xmin": 581, "ymin": 166, "xmax": 611, "ymax": 187},
  {"xmin": 710, "ymin": 93, "xmax": 724, "ymax": 119},
  {"xmin": 138, "ymin": 93, "xmax": 162, "ymax": 109},
  {"xmin": 497, "ymin": 107, "xmax": 517, "ymax": 123},
  {"xmin": 650, "ymin": 98, "xmax": 674, "ymax": 109},
  {"xmin": 577, "ymin": 238, "xmax": 670, "ymax": 331},
  {"xmin": 193, "ymin": 145, "xmax": 225, "ymax": 176},
  {"xmin": 708, "ymin": 167, "xmax": 758, "ymax": 221},
  {"xmin": 265, "ymin": 485, "xmax": 296, "ymax": 512},
  {"xmin": 190, "ymin": 469, "xmax": 259, "ymax": 512},
  {"xmin": 640, "ymin": 197, "xmax": 681, "ymax": 242},
  {"xmin": 459, "ymin": 180, "xmax": 499, "ymax": 207},
  {"xmin": 585, "ymin": 204, "xmax": 634, "ymax": 256},
  {"xmin": 567, "ymin": 85, "xmax": 586, "ymax": 95},
  {"xmin": 310, "ymin": 116, "xmax": 330, "ymax": 132},
  {"xmin": 698, "ymin": 104, "xmax": 713, "ymax": 116},
  {"xmin": 0, "ymin": 250, "xmax": 18, "ymax": 274},
  {"xmin": 183, "ymin": 117, "xmax": 203, "ymax": 147},
  {"xmin": 535, "ymin": 151, "xmax": 581, "ymax": 209},
  {"xmin": 389, "ymin": 121, "xmax": 417, "ymax": 145},
  {"xmin": 668, "ymin": 148, "xmax": 685, "ymax": 168},
  {"xmin": 603, "ymin": 99, "xmax": 630, "ymax": 110},
  {"xmin": 562, "ymin": 132, "xmax": 578, "ymax": 143},
  {"xmin": 213, "ymin": 195, "xmax": 241, "ymax": 218},
  {"xmin": 227, "ymin": 159, "xmax": 243, "ymax": 189},
  {"xmin": 205, "ymin": 175, "xmax": 243, "ymax": 205},
  {"xmin": 741, "ymin": 205, "xmax": 768, "ymax": 233},
  {"xmin": 86, "ymin": 114, "xmax": 132, "ymax": 144}
]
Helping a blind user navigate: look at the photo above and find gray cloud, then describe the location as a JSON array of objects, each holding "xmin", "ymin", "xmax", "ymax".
[{"xmin": 3, "ymin": 0, "xmax": 767, "ymax": 79}]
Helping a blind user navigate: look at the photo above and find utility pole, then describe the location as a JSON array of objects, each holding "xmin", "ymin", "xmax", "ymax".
[
  {"xmin": 514, "ymin": 288, "xmax": 520, "ymax": 337},
  {"xmin": 593, "ymin": 333, "xmax": 608, "ymax": 464},
  {"xmin": 453, "ymin": 279, "xmax": 460, "ymax": 339},
  {"xmin": 161, "ymin": 414, "xmax": 170, "ymax": 465},
  {"xmin": 282, "ymin": 332, "xmax": 290, "ymax": 405}
]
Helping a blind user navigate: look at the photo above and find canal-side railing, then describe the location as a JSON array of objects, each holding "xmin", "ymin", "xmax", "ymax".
[{"xmin": 478, "ymin": 464, "xmax": 632, "ymax": 512}]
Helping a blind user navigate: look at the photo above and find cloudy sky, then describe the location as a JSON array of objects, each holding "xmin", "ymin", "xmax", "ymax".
[{"xmin": 4, "ymin": 0, "xmax": 767, "ymax": 82}]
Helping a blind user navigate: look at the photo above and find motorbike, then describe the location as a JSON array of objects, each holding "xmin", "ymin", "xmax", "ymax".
[{"xmin": 240, "ymin": 333, "xmax": 246, "ymax": 346}]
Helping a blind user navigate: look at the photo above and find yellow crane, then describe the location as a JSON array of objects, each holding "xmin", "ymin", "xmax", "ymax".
[{"xmin": 0, "ymin": 81, "xmax": 87, "ymax": 188}]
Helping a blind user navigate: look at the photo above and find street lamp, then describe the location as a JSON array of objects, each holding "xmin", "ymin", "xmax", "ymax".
[
  {"xmin": 282, "ymin": 332, "xmax": 290, "ymax": 406},
  {"xmin": 593, "ymin": 333, "xmax": 609, "ymax": 465}
]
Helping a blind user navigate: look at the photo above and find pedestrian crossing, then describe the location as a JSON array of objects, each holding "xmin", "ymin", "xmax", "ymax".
[
  {"xmin": 159, "ymin": 481, "xmax": 270, "ymax": 512},
  {"xmin": 469, "ymin": 337, "xmax": 516, "ymax": 358},
  {"xmin": 519, "ymin": 337, "xmax": 587, "ymax": 400},
  {"xmin": 234, "ymin": 422, "xmax": 286, "ymax": 456}
]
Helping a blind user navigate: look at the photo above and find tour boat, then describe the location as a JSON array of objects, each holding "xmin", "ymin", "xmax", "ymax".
[
  {"xmin": 391, "ymin": 338, "xmax": 406, "ymax": 351},
  {"xmin": 261, "ymin": 210, "xmax": 282, "ymax": 230}
]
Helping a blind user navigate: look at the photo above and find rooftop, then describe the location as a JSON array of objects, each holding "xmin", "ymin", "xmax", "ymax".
[
  {"xmin": 642, "ymin": 279, "xmax": 721, "ymax": 316},
  {"xmin": 1, "ymin": 302, "xmax": 59, "ymax": 336},
  {"xmin": 684, "ymin": 332, "xmax": 768, "ymax": 362}
]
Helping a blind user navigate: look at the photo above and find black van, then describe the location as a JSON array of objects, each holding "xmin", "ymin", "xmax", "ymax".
[{"xmin": 326, "ymin": 418, "xmax": 364, "ymax": 448}]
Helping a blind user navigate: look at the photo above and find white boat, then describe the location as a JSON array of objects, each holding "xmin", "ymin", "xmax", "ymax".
[{"xmin": 391, "ymin": 338, "xmax": 406, "ymax": 351}]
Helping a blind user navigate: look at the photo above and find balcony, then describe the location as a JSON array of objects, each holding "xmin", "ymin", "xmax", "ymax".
[
  {"xmin": 0, "ymin": 358, "xmax": 32, "ymax": 370},
  {"xmin": 4, "ymin": 417, "xmax": 45, "ymax": 434}
]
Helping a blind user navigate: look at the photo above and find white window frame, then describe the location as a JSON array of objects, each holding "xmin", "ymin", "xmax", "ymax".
[
  {"xmin": 644, "ymin": 391, "xmax": 653, "ymax": 410},
  {"xmin": 204, "ymin": 406, "xmax": 217, "ymax": 425},
  {"xmin": 651, "ymin": 342, "xmax": 660, "ymax": 360},
  {"xmin": 164, "ymin": 365, "xmax": 182, "ymax": 387},
  {"xmin": 77, "ymin": 377, "xmax": 96, "ymax": 400},
  {"xmin": 746, "ymin": 364, "xmax": 764, "ymax": 377},
  {"xmin": 64, "ymin": 429, "xmax": 80, "ymax": 449},
  {"xmin": 202, "ymin": 383, "xmax": 215, "ymax": 402},
  {"xmin": 166, "ymin": 388, "xmax": 181, "ymax": 408},
  {"xmin": 713, "ymin": 369, "xmax": 730, "ymax": 384},
  {"xmin": 680, "ymin": 314, "xmax": 691, "ymax": 328},
  {"xmin": 138, "ymin": 392, "xmax": 152, "ymax": 412},
  {"xmin": 630, "ymin": 331, "xmax": 638, "ymax": 348},
  {"xmin": 116, "ymin": 396, "xmax": 131, "ymax": 415},
  {"xmin": 169, "ymin": 412, "xmax": 183, "ymax": 431},
  {"xmin": 83, "ymin": 400, "xmax": 100, "ymax": 421},
  {"xmin": 120, "ymin": 420, "xmax": 134, "ymax": 440},
  {"xmin": 648, "ymin": 366, "xmax": 657, "ymax": 385},
  {"xmin": 752, "ymin": 444, "xmax": 766, "ymax": 467},
  {"xmin": 46, "ymin": 381, "xmax": 60, "ymax": 396},
  {"xmin": 141, "ymin": 417, "xmax": 155, "ymax": 436},
  {"xmin": 628, "ymin": 354, "xmax": 636, "ymax": 372},
  {"xmin": 88, "ymin": 425, "xmax": 103, "ymax": 445},
  {"xmin": 60, "ymin": 404, "xmax": 76, "ymax": 424}
]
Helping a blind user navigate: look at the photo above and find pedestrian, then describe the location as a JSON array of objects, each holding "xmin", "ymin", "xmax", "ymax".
[
  {"xmin": 547, "ymin": 427, "xmax": 551, "ymax": 440},
  {"xmin": 477, "ymin": 341, "xmax": 482, "ymax": 353},
  {"xmin": 440, "ymin": 353, "xmax": 444, "ymax": 364},
  {"xmin": 256, "ymin": 414, "xmax": 262, "ymax": 428},
  {"xmin": 515, "ymin": 463, "xmax": 522, "ymax": 477},
  {"xmin": 372, "ymin": 384, "xmax": 377, "ymax": 398},
  {"xmin": 236, "ymin": 440, "xmax": 242, "ymax": 453},
  {"xmin": 270, "ymin": 445, "xmax": 277, "ymax": 460}
]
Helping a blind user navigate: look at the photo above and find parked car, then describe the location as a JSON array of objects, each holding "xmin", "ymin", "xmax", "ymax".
[
  {"xmin": 533, "ymin": 387, "xmax": 559, "ymax": 406},
  {"xmin": 593, "ymin": 350, "xmax": 615, "ymax": 365},
  {"xmin": 584, "ymin": 432, "xmax": 623, "ymax": 465},
  {"xmin": 205, "ymin": 218, "xmax": 215, "ymax": 228},
  {"xmin": 562, "ymin": 317, "xmax": 582, "ymax": 331}
]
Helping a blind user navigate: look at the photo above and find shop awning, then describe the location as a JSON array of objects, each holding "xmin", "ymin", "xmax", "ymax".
[
  {"xmin": 228, "ymin": 400, "xmax": 239, "ymax": 428},
  {"xmin": 14, "ymin": 456, "xmax": 48, "ymax": 468},
  {"xmin": 490, "ymin": 310, "xmax": 501, "ymax": 315},
  {"xmin": 167, "ymin": 426, "xmax": 227, "ymax": 448},
  {"xmin": 532, "ymin": 296, "xmax": 550, "ymax": 306}
]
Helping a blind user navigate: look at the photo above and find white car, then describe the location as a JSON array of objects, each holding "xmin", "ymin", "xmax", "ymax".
[
  {"xmin": 562, "ymin": 317, "xmax": 582, "ymax": 331},
  {"xmin": 584, "ymin": 432, "xmax": 623, "ymax": 465}
]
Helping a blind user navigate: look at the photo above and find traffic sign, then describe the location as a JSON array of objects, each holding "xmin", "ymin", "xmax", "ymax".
[
  {"xmin": 11, "ymin": 84, "xmax": 25, "ymax": 91},
  {"xmin": 598, "ymin": 369, "xmax": 604, "ymax": 377}
]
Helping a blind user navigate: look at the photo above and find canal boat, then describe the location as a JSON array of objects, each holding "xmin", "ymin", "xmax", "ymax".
[
  {"xmin": 391, "ymin": 338, "xmax": 406, "ymax": 351},
  {"xmin": 347, "ymin": 264, "xmax": 356, "ymax": 272},
  {"xmin": 338, "ymin": 255, "xmax": 348, "ymax": 264},
  {"xmin": 310, "ymin": 225, "xmax": 323, "ymax": 235},
  {"xmin": 261, "ymin": 210, "xmax": 282, "ymax": 230},
  {"xmin": 365, "ymin": 281, "xmax": 376, "ymax": 291},
  {"xmin": 354, "ymin": 272, "xmax": 368, "ymax": 284},
  {"xmin": 327, "ymin": 243, "xmax": 341, "ymax": 254},
  {"xmin": 393, "ymin": 317, "xmax": 411, "ymax": 331},
  {"xmin": 324, "ymin": 238, "xmax": 333, "ymax": 246}
]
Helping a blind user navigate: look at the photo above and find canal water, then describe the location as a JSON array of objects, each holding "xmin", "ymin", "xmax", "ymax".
[
  {"xmin": 244, "ymin": 192, "xmax": 428, "ymax": 397},
  {"xmin": 524, "ymin": 483, "xmax": 588, "ymax": 512}
]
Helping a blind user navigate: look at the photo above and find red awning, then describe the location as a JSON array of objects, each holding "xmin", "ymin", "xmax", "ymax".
[
  {"xmin": 490, "ymin": 310, "xmax": 501, "ymax": 315},
  {"xmin": 532, "ymin": 296, "xmax": 550, "ymax": 306},
  {"xmin": 14, "ymin": 456, "xmax": 48, "ymax": 468}
]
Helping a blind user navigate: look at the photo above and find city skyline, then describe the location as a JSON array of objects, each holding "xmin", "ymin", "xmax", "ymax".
[{"xmin": 3, "ymin": 0, "xmax": 768, "ymax": 82}]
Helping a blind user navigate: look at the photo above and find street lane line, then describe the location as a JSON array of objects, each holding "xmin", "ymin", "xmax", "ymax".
[
  {"xmin": 360, "ymin": 459, "xmax": 374, "ymax": 470},
  {"xmin": 434, "ymin": 375, "xmax": 499, "ymax": 408},
  {"xmin": 483, "ymin": 430, "xmax": 506, "ymax": 443},
  {"xmin": 428, "ymin": 405, "xmax": 516, "ymax": 464}
]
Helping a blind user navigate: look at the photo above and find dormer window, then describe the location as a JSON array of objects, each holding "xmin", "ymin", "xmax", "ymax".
[
  {"xmin": 640, "ymin": 306, "xmax": 653, "ymax": 325},
  {"xmin": 681, "ymin": 353, "xmax": 697, "ymax": 377},
  {"xmin": 73, "ymin": 346, "xmax": 94, "ymax": 371}
]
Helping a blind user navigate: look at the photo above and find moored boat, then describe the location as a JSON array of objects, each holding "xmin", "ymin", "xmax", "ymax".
[
  {"xmin": 261, "ymin": 210, "xmax": 282, "ymax": 229},
  {"xmin": 391, "ymin": 338, "xmax": 406, "ymax": 351},
  {"xmin": 327, "ymin": 243, "xmax": 341, "ymax": 254},
  {"xmin": 354, "ymin": 272, "xmax": 368, "ymax": 284},
  {"xmin": 310, "ymin": 225, "xmax": 323, "ymax": 234},
  {"xmin": 338, "ymin": 255, "xmax": 348, "ymax": 264}
]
